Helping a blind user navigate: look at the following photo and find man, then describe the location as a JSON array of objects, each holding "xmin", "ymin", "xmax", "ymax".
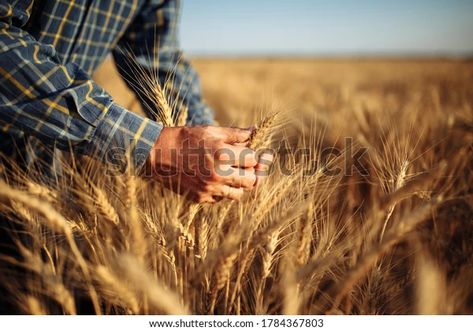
[
  {"xmin": 0, "ymin": 0, "xmax": 271, "ymax": 202},
  {"xmin": 0, "ymin": 0, "xmax": 274, "ymax": 314}
]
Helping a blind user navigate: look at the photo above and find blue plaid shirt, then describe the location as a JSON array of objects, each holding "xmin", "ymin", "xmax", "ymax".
[{"xmin": 0, "ymin": 0, "xmax": 213, "ymax": 171}]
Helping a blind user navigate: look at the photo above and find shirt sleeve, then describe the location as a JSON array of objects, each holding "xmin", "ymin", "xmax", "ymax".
[
  {"xmin": 112, "ymin": 0, "xmax": 214, "ymax": 126},
  {"xmin": 0, "ymin": 1, "xmax": 162, "ymax": 171}
]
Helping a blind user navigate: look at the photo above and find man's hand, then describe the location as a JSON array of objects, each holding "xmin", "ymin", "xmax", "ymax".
[{"xmin": 146, "ymin": 126, "xmax": 264, "ymax": 203}]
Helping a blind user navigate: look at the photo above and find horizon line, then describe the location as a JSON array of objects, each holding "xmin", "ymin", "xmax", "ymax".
[{"xmin": 185, "ymin": 50, "xmax": 473, "ymax": 59}]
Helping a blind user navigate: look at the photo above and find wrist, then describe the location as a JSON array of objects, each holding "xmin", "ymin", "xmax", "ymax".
[{"xmin": 144, "ymin": 127, "xmax": 182, "ymax": 177}]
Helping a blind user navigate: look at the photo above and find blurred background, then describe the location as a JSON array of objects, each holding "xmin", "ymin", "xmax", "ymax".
[
  {"xmin": 181, "ymin": 0, "xmax": 473, "ymax": 57},
  {"xmin": 94, "ymin": 0, "xmax": 473, "ymax": 127}
]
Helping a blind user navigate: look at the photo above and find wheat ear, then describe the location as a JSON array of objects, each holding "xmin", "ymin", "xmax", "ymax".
[
  {"xmin": 153, "ymin": 85, "xmax": 174, "ymax": 126},
  {"xmin": 249, "ymin": 112, "xmax": 279, "ymax": 149},
  {"xmin": 93, "ymin": 186, "xmax": 120, "ymax": 225}
]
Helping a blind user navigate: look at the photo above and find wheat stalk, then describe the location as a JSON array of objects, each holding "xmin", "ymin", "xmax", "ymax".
[
  {"xmin": 326, "ymin": 196, "xmax": 443, "ymax": 312},
  {"xmin": 0, "ymin": 58, "xmax": 470, "ymax": 315},
  {"xmin": 95, "ymin": 265, "xmax": 140, "ymax": 313},
  {"xmin": 177, "ymin": 103, "xmax": 189, "ymax": 126},
  {"xmin": 116, "ymin": 254, "xmax": 189, "ymax": 314},
  {"xmin": 24, "ymin": 296, "xmax": 47, "ymax": 315},
  {"xmin": 379, "ymin": 160, "xmax": 409, "ymax": 241}
]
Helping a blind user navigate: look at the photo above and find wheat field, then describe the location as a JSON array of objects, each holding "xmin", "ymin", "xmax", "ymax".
[{"xmin": 0, "ymin": 58, "xmax": 472, "ymax": 314}]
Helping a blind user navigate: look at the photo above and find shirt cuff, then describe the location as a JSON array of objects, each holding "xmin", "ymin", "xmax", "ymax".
[{"xmin": 83, "ymin": 103, "xmax": 163, "ymax": 173}]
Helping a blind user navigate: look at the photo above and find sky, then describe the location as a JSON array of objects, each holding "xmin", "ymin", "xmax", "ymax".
[{"xmin": 180, "ymin": 0, "xmax": 473, "ymax": 56}]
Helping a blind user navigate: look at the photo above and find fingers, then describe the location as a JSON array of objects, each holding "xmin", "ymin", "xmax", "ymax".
[
  {"xmin": 220, "ymin": 186, "xmax": 245, "ymax": 201},
  {"xmin": 220, "ymin": 166, "xmax": 256, "ymax": 190},
  {"xmin": 176, "ymin": 126, "xmax": 273, "ymax": 203},
  {"xmin": 194, "ymin": 185, "xmax": 244, "ymax": 203},
  {"xmin": 191, "ymin": 194, "xmax": 216, "ymax": 204},
  {"xmin": 218, "ymin": 127, "xmax": 252, "ymax": 144},
  {"xmin": 200, "ymin": 196, "xmax": 217, "ymax": 203},
  {"xmin": 215, "ymin": 144, "xmax": 257, "ymax": 168}
]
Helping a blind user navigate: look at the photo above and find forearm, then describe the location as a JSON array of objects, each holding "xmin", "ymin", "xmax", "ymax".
[{"xmin": 112, "ymin": 0, "xmax": 214, "ymax": 126}]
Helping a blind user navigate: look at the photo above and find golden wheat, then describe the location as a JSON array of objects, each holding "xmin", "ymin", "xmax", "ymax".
[{"xmin": 0, "ymin": 59, "xmax": 471, "ymax": 315}]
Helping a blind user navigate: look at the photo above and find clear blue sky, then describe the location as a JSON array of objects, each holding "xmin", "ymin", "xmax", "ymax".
[{"xmin": 180, "ymin": 0, "xmax": 473, "ymax": 56}]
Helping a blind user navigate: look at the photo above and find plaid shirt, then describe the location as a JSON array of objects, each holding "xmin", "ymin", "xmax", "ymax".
[{"xmin": 0, "ymin": 0, "xmax": 213, "ymax": 171}]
